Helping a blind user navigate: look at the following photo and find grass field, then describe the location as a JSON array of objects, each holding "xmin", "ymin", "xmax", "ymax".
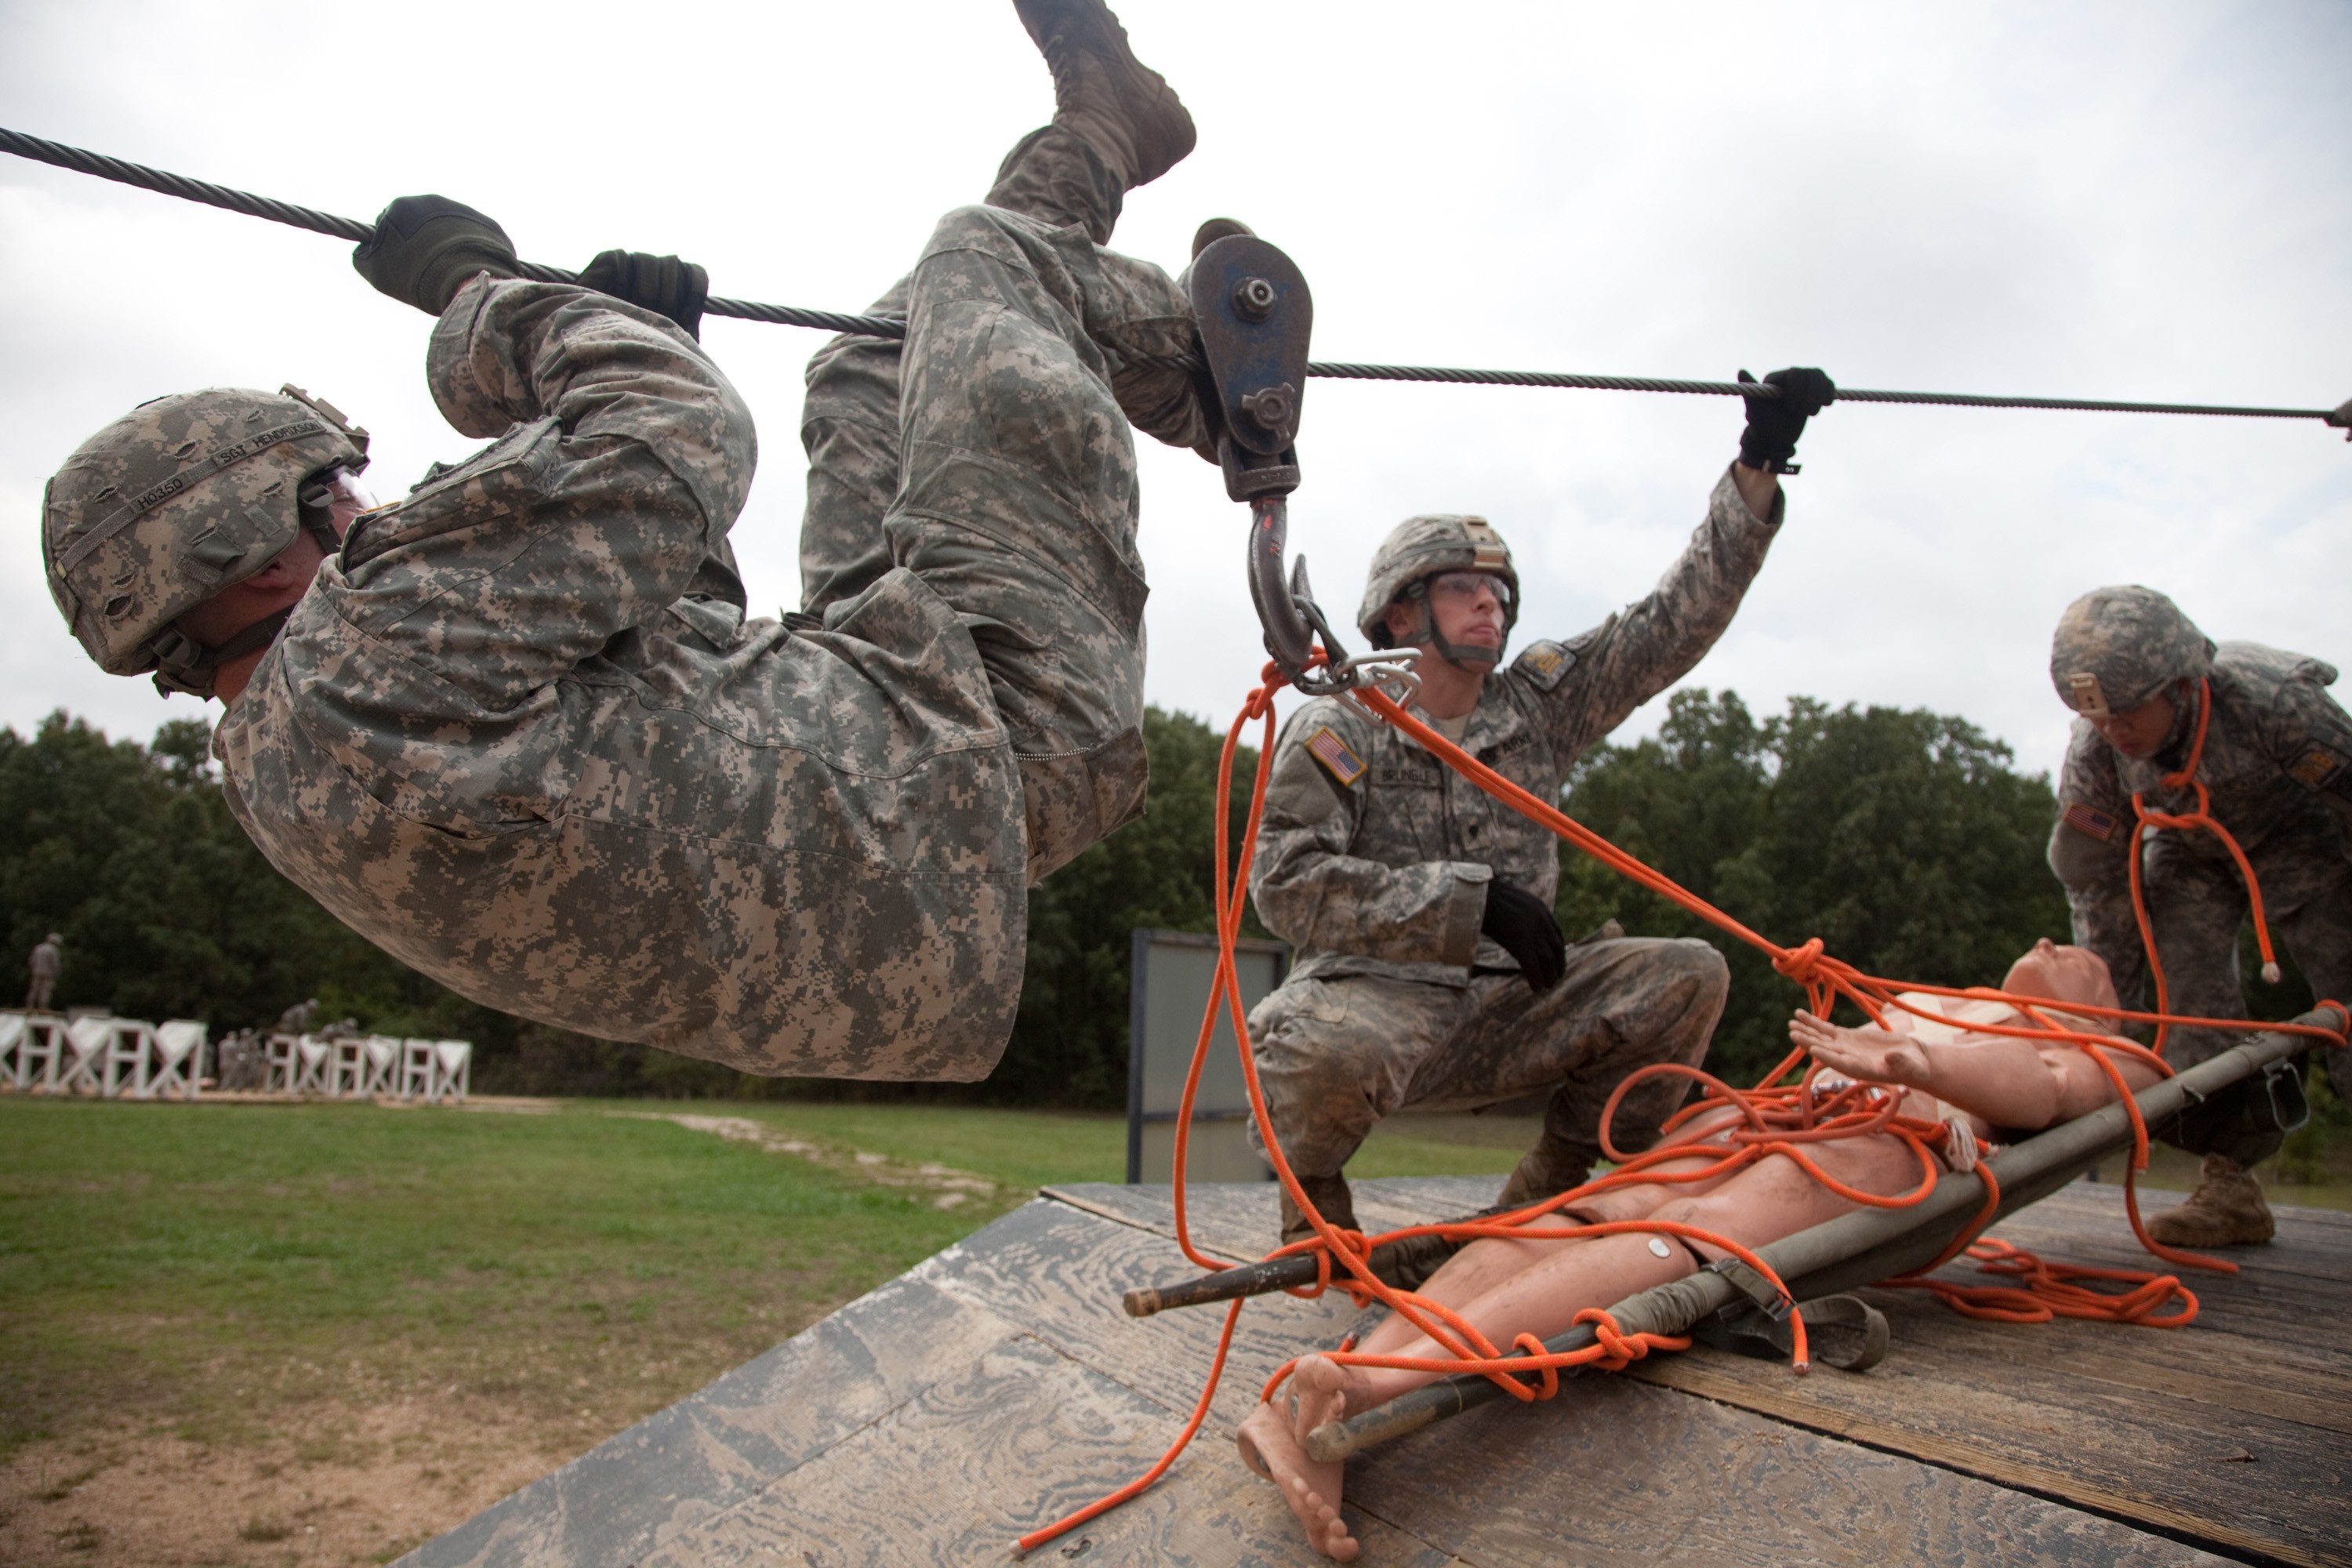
[
  {"xmin": 0, "ymin": 1095, "xmax": 1529, "ymax": 1566},
  {"xmin": 2, "ymin": 1091, "xmax": 2342, "ymax": 1566}
]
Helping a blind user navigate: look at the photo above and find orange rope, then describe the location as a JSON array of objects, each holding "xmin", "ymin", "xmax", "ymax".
[
  {"xmin": 1011, "ymin": 662, "xmax": 2349, "ymax": 1554},
  {"xmin": 2125, "ymin": 677, "xmax": 2285, "ymax": 1058}
]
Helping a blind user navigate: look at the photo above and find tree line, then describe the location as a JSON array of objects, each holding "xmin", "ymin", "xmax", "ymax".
[{"xmin": 2, "ymin": 691, "xmax": 2156, "ymax": 1105}]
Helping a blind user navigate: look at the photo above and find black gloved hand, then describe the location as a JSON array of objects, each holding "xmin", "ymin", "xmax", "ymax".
[
  {"xmin": 353, "ymin": 195, "xmax": 518, "ymax": 317},
  {"xmin": 1480, "ymin": 877, "xmax": 1567, "ymax": 992},
  {"xmin": 1737, "ymin": 366, "xmax": 1836, "ymax": 473},
  {"xmin": 579, "ymin": 249, "xmax": 710, "ymax": 340}
]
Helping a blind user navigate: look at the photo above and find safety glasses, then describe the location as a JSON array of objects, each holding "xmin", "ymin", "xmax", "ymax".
[{"xmin": 1425, "ymin": 570, "xmax": 1512, "ymax": 608}]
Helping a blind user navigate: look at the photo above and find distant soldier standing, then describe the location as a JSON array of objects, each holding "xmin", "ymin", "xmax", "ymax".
[
  {"xmin": 2048, "ymin": 586, "xmax": 2352, "ymax": 1247},
  {"xmin": 1244, "ymin": 372, "xmax": 1836, "ymax": 1243},
  {"xmin": 24, "ymin": 932, "xmax": 62, "ymax": 1011}
]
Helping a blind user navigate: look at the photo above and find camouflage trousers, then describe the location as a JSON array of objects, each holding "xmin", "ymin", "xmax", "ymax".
[
  {"xmin": 799, "ymin": 126, "xmax": 1206, "ymax": 883},
  {"xmin": 2143, "ymin": 855, "xmax": 2352, "ymax": 1163},
  {"xmin": 24, "ymin": 976, "xmax": 53, "ymax": 1011},
  {"xmin": 1244, "ymin": 937, "xmax": 1731, "ymax": 1182}
]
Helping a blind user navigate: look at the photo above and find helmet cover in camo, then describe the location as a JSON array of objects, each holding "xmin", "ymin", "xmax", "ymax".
[
  {"xmin": 2049, "ymin": 585, "xmax": 2215, "ymax": 718},
  {"xmin": 43, "ymin": 386, "xmax": 368, "ymax": 691},
  {"xmin": 1356, "ymin": 514, "xmax": 1520, "ymax": 652}
]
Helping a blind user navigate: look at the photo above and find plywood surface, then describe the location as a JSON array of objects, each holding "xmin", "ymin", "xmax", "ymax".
[{"xmin": 406, "ymin": 1176, "xmax": 2347, "ymax": 1567}]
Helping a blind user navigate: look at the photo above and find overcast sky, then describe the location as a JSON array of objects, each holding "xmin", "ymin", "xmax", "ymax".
[{"xmin": 2, "ymin": 0, "xmax": 2344, "ymax": 786}]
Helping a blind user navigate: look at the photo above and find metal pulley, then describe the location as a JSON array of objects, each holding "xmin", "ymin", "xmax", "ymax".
[{"xmin": 1190, "ymin": 234, "xmax": 1414, "ymax": 698}]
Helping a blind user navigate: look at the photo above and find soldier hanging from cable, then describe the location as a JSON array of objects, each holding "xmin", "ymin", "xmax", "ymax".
[
  {"xmin": 1242, "ymin": 370, "xmax": 1837, "ymax": 1245},
  {"xmin": 38, "ymin": 0, "xmax": 1213, "ymax": 1081},
  {"xmin": 2047, "ymin": 586, "xmax": 2352, "ymax": 1246}
]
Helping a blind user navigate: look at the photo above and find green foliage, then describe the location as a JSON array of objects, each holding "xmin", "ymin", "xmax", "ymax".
[{"xmin": 1557, "ymin": 689, "xmax": 2071, "ymax": 1084}]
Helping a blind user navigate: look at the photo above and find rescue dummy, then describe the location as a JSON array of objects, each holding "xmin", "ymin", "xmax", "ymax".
[
  {"xmin": 38, "ymin": 0, "xmax": 1210, "ymax": 1081},
  {"xmin": 2048, "ymin": 586, "xmax": 2352, "ymax": 1245},
  {"xmin": 1243, "ymin": 370, "xmax": 1837, "ymax": 1242},
  {"xmin": 1238, "ymin": 938, "xmax": 2155, "ymax": 1562}
]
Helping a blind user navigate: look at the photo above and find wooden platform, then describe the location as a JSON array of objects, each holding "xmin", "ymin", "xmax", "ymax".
[{"xmin": 402, "ymin": 1178, "xmax": 2352, "ymax": 1567}]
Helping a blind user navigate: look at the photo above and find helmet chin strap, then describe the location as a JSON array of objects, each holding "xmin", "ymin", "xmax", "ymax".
[{"xmin": 1429, "ymin": 630, "xmax": 1504, "ymax": 670}]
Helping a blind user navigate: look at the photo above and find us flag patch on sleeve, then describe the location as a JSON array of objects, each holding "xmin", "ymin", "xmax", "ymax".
[
  {"xmin": 2062, "ymin": 801, "xmax": 2118, "ymax": 842},
  {"xmin": 1305, "ymin": 727, "xmax": 1367, "ymax": 787}
]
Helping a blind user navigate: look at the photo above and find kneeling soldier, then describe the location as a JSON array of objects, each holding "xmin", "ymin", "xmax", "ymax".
[{"xmin": 1245, "ymin": 370, "xmax": 1835, "ymax": 1243}]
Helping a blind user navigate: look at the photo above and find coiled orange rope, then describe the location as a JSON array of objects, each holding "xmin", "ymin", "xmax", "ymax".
[{"xmin": 1011, "ymin": 661, "xmax": 2347, "ymax": 1554}]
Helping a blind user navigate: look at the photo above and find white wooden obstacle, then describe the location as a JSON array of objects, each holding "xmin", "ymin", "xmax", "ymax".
[
  {"xmin": 0, "ymin": 1011, "xmax": 64, "ymax": 1090},
  {"xmin": 361, "ymin": 1035, "xmax": 401, "ymax": 1097},
  {"xmin": 400, "ymin": 1038, "xmax": 438, "ymax": 1101},
  {"xmin": 288, "ymin": 1036, "xmax": 332, "ymax": 1095},
  {"xmin": 431, "ymin": 1040, "xmax": 472, "ymax": 1104},
  {"xmin": 58, "ymin": 1015, "xmax": 114, "ymax": 1094},
  {"xmin": 3, "ymin": 1012, "xmax": 468, "ymax": 1103},
  {"xmin": 146, "ymin": 1020, "xmax": 208, "ymax": 1100},
  {"xmin": 328, "ymin": 1034, "xmax": 370, "ymax": 1097}
]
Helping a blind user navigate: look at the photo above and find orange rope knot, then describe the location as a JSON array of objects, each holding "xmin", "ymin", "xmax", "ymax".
[{"xmin": 1571, "ymin": 1307, "xmax": 1686, "ymax": 1374}]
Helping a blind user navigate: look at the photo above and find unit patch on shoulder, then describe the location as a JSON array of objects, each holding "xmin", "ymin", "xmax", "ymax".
[
  {"xmin": 1305, "ymin": 726, "xmax": 1367, "ymax": 787},
  {"xmin": 2061, "ymin": 800, "xmax": 2119, "ymax": 843},
  {"xmin": 1514, "ymin": 639, "xmax": 1576, "ymax": 691},
  {"xmin": 2285, "ymin": 742, "xmax": 2345, "ymax": 793}
]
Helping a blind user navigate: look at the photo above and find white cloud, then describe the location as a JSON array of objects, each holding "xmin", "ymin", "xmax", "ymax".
[{"xmin": 2, "ymin": 0, "xmax": 2345, "ymax": 786}]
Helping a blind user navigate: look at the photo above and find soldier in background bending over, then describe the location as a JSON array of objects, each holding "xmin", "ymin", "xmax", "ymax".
[
  {"xmin": 39, "ymin": 0, "xmax": 1207, "ymax": 1083},
  {"xmin": 2048, "ymin": 585, "xmax": 2352, "ymax": 1246},
  {"xmin": 1244, "ymin": 371, "xmax": 1836, "ymax": 1243}
]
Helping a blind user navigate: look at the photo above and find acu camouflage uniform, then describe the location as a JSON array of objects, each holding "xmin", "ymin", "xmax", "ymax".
[
  {"xmin": 213, "ymin": 128, "xmax": 1203, "ymax": 1080},
  {"xmin": 1246, "ymin": 472, "xmax": 1785, "ymax": 1183},
  {"xmin": 2051, "ymin": 643, "xmax": 2352, "ymax": 1149}
]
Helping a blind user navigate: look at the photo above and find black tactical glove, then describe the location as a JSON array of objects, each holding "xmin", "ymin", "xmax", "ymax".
[
  {"xmin": 579, "ymin": 249, "xmax": 710, "ymax": 340},
  {"xmin": 352, "ymin": 195, "xmax": 518, "ymax": 316},
  {"xmin": 1737, "ymin": 366, "xmax": 1836, "ymax": 474},
  {"xmin": 1480, "ymin": 877, "xmax": 1567, "ymax": 992}
]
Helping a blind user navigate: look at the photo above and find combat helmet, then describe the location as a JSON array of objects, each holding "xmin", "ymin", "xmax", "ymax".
[
  {"xmin": 1357, "ymin": 514, "xmax": 1520, "ymax": 664},
  {"xmin": 2049, "ymin": 585, "xmax": 2215, "ymax": 718},
  {"xmin": 43, "ymin": 386, "xmax": 368, "ymax": 698}
]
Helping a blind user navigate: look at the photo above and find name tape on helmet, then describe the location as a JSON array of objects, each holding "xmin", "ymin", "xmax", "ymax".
[{"xmin": 57, "ymin": 419, "xmax": 334, "ymax": 576}]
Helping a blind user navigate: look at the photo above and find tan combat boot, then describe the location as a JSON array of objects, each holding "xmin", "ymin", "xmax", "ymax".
[
  {"xmin": 1014, "ymin": 0, "xmax": 1196, "ymax": 191},
  {"xmin": 1279, "ymin": 1171, "xmax": 1359, "ymax": 1247},
  {"xmin": 1496, "ymin": 1134, "xmax": 1595, "ymax": 1211},
  {"xmin": 2147, "ymin": 1154, "xmax": 2275, "ymax": 1247}
]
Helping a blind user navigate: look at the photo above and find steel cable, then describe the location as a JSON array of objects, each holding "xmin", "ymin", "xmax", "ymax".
[{"xmin": 6, "ymin": 125, "xmax": 2342, "ymax": 425}]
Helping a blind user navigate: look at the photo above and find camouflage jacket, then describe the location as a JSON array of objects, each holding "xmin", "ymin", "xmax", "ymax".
[
  {"xmin": 213, "ymin": 277, "xmax": 1031, "ymax": 1080},
  {"xmin": 2050, "ymin": 642, "xmax": 2352, "ymax": 1010},
  {"xmin": 1251, "ymin": 466, "xmax": 1781, "ymax": 986}
]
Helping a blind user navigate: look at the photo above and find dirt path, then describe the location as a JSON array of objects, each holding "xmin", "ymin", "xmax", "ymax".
[{"xmin": 0, "ymin": 1392, "xmax": 563, "ymax": 1567}]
